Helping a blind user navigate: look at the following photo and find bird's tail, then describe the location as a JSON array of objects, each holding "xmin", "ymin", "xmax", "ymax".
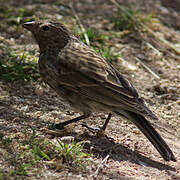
[{"xmin": 115, "ymin": 110, "xmax": 176, "ymax": 161}]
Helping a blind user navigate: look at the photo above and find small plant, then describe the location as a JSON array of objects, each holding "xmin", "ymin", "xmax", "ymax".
[
  {"xmin": 0, "ymin": 6, "xmax": 34, "ymax": 25},
  {"xmin": 112, "ymin": 6, "xmax": 155, "ymax": 32},
  {"xmin": 0, "ymin": 169, "xmax": 6, "ymax": 180},
  {"xmin": 10, "ymin": 163, "xmax": 33, "ymax": 176},
  {"xmin": 94, "ymin": 46, "xmax": 120, "ymax": 62},
  {"xmin": 0, "ymin": 48, "xmax": 39, "ymax": 82},
  {"xmin": 22, "ymin": 129, "xmax": 51, "ymax": 161},
  {"xmin": 74, "ymin": 27, "xmax": 119, "ymax": 62},
  {"xmin": 75, "ymin": 27, "xmax": 108, "ymax": 45},
  {"xmin": 143, "ymin": 13, "xmax": 155, "ymax": 23},
  {"xmin": 112, "ymin": 7, "xmax": 141, "ymax": 31},
  {"xmin": 4, "ymin": 129, "xmax": 54, "ymax": 177},
  {"xmin": 0, "ymin": 133, "xmax": 12, "ymax": 146},
  {"xmin": 55, "ymin": 139, "xmax": 91, "ymax": 169}
]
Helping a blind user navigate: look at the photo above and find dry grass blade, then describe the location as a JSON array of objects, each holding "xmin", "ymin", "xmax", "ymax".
[
  {"xmin": 110, "ymin": 0, "xmax": 180, "ymax": 55},
  {"xmin": 135, "ymin": 57, "xmax": 160, "ymax": 79},
  {"xmin": 144, "ymin": 25, "xmax": 180, "ymax": 55},
  {"xmin": 69, "ymin": 2, "xmax": 90, "ymax": 45},
  {"xmin": 109, "ymin": 0, "xmax": 141, "ymax": 29},
  {"xmin": 90, "ymin": 154, "xmax": 109, "ymax": 178},
  {"xmin": 145, "ymin": 42, "xmax": 162, "ymax": 57}
]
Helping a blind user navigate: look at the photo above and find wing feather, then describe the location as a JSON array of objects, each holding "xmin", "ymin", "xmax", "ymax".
[{"xmin": 51, "ymin": 39, "xmax": 157, "ymax": 118}]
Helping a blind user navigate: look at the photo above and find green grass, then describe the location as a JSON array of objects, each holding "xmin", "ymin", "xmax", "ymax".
[
  {"xmin": 112, "ymin": 7, "xmax": 141, "ymax": 31},
  {"xmin": 0, "ymin": 7, "xmax": 34, "ymax": 25},
  {"xmin": 55, "ymin": 139, "xmax": 91, "ymax": 170},
  {"xmin": 75, "ymin": 26, "xmax": 120, "ymax": 62},
  {"xmin": 75, "ymin": 27, "xmax": 109, "ymax": 46},
  {"xmin": 0, "ymin": 133, "xmax": 12, "ymax": 146},
  {"xmin": 0, "ymin": 47, "xmax": 39, "ymax": 82},
  {"xmin": 0, "ymin": 129, "xmax": 91, "ymax": 178},
  {"xmin": 0, "ymin": 129, "xmax": 52, "ymax": 177},
  {"xmin": 94, "ymin": 46, "xmax": 120, "ymax": 62},
  {"xmin": 0, "ymin": 169, "xmax": 6, "ymax": 180},
  {"xmin": 22, "ymin": 129, "xmax": 51, "ymax": 161},
  {"xmin": 112, "ymin": 6, "xmax": 155, "ymax": 31},
  {"xmin": 77, "ymin": 27, "xmax": 108, "ymax": 44}
]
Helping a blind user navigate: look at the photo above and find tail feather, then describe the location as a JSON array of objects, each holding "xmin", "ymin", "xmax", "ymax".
[{"xmin": 115, "ymin": 110, "xmax": 176, "ymax": 161}]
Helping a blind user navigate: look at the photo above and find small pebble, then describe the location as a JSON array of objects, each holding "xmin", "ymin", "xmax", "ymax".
[
  {"xmin": 12, "ymin": 117, "xmax": 20, "ymax": 122},
  {"xmin": 60, "ymin": 136, "xmax": 74, "ymax": 143},
  {"xmin": 35, "ymin": 87, "xmax": 44, "ymax": 96}
]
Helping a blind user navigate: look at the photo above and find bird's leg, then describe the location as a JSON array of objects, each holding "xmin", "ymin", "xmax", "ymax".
[
  {"xmin": 97, "ymin": 113, "xmax": 112, "ymax": 137},
  {"xmin": 54, "ymin": 114, "xmax": 89, "ymax": 129},
  {"xmin": 81, "ymin": 113, "xmax": 112, "ymax": 137},
  {"xmin": 101, "ymin": 113, "xmax": 112, "ymax": 131}
]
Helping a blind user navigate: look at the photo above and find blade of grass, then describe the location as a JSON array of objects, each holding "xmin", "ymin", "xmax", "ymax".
[
  {"xmin": 69, "ymin": 2, "xmax": 90, "ymax": 45},
  {"xmin": 135, "ymin": 57, "xmax": 160, "ymax": 79}
]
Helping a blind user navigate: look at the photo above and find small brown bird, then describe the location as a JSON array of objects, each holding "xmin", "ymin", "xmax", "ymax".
[{"xmin": 23, "ymin": 21, "xmax": 176, "ymax": 161}]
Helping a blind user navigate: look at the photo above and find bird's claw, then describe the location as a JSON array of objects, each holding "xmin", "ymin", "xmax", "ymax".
[
  {"xmin": 81, "ymin": 123, "xmax": 100, "ymax": 133},
  {"xmin": 50, "ymin": 123, "xmax": 65, "ymax": 130},
  {"xmin": 81, "ymin": 123, "xmax": 108, "ymax": 138}
]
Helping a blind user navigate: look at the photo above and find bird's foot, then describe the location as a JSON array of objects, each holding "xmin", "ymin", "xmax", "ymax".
[
  {"xmin": 81, "ymin": 123, "xmax": 100, "ymax": 133},
  {"xmin": 49, "ymin": 123, "xmax": 65, "ymax": 130},
  {"xmin": 81, "ymin": 123, "xmax": 107, "ymax": 138}
]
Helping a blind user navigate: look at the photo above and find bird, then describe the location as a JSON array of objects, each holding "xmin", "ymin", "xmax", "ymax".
[{"xmin": 23, "ymin": 21, "xmax": 176, "ymax": 162}]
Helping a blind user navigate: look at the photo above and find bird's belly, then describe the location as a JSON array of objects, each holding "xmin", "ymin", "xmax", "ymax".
[{"xmin": 39, "ymin": 62, "xmax": 112, "ymax": 114}]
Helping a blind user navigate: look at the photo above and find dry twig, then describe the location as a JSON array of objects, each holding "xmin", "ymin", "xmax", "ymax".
[
  {"xmin": 145, "ymin": 42, "xmax": 162, "ymax": 57},
  {"xmin": 144, "ymin": 26, "xmax": 180, "ymax": 55},
  {"xmin": 90, "ymin": 154, "xmax": 109, "ymax": 178},
  {"xmin": 109, "ymin": 0, "xmax": 180, "ymax": 55},
  {"xmin": 135, "ymin": 57, "xmax": 160, "ymax": 79},
  {"xmin": 69, "ymin": 2, "xmax": 90, "ymax": 45}
]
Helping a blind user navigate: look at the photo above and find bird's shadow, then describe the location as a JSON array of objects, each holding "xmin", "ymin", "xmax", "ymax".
[{"xmin": 72, "ymin": 131, "xmax": 176, "ymax": 172}]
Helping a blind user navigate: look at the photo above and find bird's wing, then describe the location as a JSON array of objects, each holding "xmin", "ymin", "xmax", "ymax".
[{"xmin": 54, "ymin": 39, "xmax": 156, "ymax": 119}]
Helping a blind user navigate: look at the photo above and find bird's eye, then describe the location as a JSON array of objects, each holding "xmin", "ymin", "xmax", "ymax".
[{"xmin": 42, "ymin": 25, "xmax": 49, "ymax": 31}]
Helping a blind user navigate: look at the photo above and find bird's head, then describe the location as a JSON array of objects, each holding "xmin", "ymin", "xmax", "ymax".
[{"xmin": 23, "ymin": 21, "xmax": 70, "ymax": 52}]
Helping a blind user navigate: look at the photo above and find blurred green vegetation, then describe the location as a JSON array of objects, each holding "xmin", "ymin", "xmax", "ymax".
[
  {"xmin": 0, "ymin": 129, "xmax": 91, "ymax": 178},
  {"xmin": 0, "ymin": 7, "xmax": 35, "ymax": 25},
  {"xmin": 75, "ymin": 27, "xmax": 120, "ymax": 62},
  {"xmin": 75, "ymin": 27, "xmax": 108, "ymax": 45},
  {"xmin": 0, "ymin": 47, "xmax": 39, "ymax": 82},
  {"xmin": 112, "ymin": 6, "xmax": 155, "ymax": 31}
]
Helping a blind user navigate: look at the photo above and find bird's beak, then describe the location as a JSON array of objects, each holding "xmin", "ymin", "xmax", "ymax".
[{"xmin": 23, "ymin": 21, "xmax": 35, "ymax": 31}]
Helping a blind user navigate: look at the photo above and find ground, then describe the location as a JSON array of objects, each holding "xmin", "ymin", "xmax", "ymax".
[{"xmin": 0, "ymin": 0, "xmax": 180, "ymax": 179}]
